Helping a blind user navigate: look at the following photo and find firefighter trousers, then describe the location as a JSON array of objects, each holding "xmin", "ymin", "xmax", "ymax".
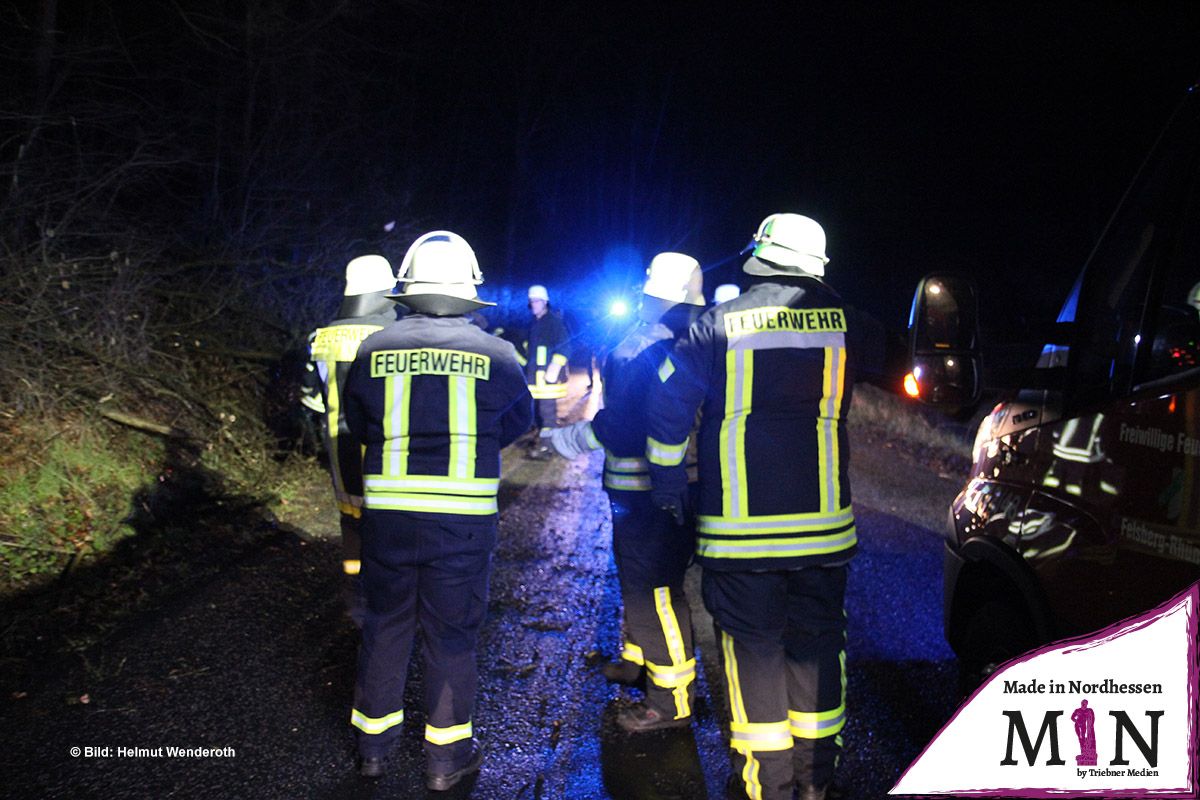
[
  {"xmin": 351, "ymin": 511, "xmax": 496, "ymax": 770},
  {"xmin": 610, "ymin": 491, "xmax": 697, "ymax": 719},
  {"xmin": 702, "ymin": 564, "xmax": 848, "ymax": 800}
]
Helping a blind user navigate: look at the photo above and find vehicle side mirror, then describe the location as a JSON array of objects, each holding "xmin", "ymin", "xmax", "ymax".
[{"xmin": 906, "ymin": 273, "xmax": 982, "ymax": 408}]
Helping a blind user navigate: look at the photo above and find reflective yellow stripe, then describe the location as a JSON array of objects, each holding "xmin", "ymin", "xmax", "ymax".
[
  {"xmin": 384, "ymin": 374, "xmax": 411, "ymax": 477},
  {"xmin": 698, "ymin": 507, "xmax": 854, "ymax": 534},
  {"xmin": 604, "ymin": 473, "xmax": 652, "ymax": 491},
  {"xmin": 364, "ymin": 494, "xmax": 498, "ymax": 514},
  {"xmin": 730, "ymin": 720, "xmax": 794, "ymax": 752},
  {"xmin": 447, "ymin": 376, "xmax": 477, "ymax": 480},
  {"xmin": 647, "ymin": 436, "xmax": 688, "ymax": 466},
  {"xmin": 529, "ymin": 381, "xmax": 568, "ymax": 399},
  {"xmin": 723, "ymin": 630, "xmax": 764, "ymax": 799},
  {"xmin": 514, "ymin": 350, "xmax": 527, "ymax": 366},
  {"xmin": 351, "ymin": 707, "xmax": 404, "ymax": 735},
  {"xmin": 696, "ymin": 527, "xmax": 857, "ymax": 559},
  {"xmin": 365, "ymin": 476, "xmax": 499, "ymax": 495},
  {"xmin": 605, "ymin": 453, "xmax": 649, "ymax": 473},
  {"xmin": 721, "ymin": 349, "xmax": 752, "ymax": 517},
  {"xmin": 788, "ymin": 704, "xmax": 846, "ymax": 739},
  {"xmin": 653, "ymin": 585, "xmax": 692, "ymax": 718},
  {"xmin": 657, "ymin": 356, "xmax": 675, "ymax": 383},
  {"xmin": 336, "ymin": 499, "xmax": 362, "ymax": 518},
  {"xmin": 536, "ymin": 345, "xmax": 547, "ymax": 366},
  {"xmin": 818, "ymin": 346, "xmax": 846, "ymax": 512},
  {"xmin": 621, "ymin": 641, "xmax": 644, "ymax": 665},
  {"xmin": 550, "ymin": 353, "xmax": 568, "ymax": 368},
  {"xmin": 425, "ymin": 720, "xmax": 473, "ymax": 746},
  {"xmin": 343, "ymin": 559, "xmax": 361, "ymax": 576}
]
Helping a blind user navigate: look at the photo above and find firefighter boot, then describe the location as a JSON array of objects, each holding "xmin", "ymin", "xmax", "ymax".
[
  {"xmin": 615, "ymin": 701, "xmax": 691, "ymax": 733},
  {"xmin": 357, "ymin": 755, "xmax": 385, "ymax": 779},
  {"xmin": 426, "ymin": 738, "xmax": 484, "ymax": 792}
]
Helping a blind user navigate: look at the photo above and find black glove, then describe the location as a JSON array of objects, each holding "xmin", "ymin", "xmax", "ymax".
[{"xmin": 652, "ymin": 487, "xmax": 687, "ymax": 526}]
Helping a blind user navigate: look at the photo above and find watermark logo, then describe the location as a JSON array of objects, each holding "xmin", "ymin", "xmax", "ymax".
[{"xmin": 891, "ymin": 582, "xmax": 1198, "ymax": 797}]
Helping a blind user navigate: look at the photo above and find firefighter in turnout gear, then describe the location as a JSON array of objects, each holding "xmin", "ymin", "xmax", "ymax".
[
  {"xmin": 547, "ymin": 253, "xmax": 706, "ymax": 733},
  {"xmin": 521, "ymin": 284, "xmax": 571, "ymax": 459},
  {"xmin": 342, "ymin": 231, "xmax": 532, "ymax": 789},
  {"xmin": 300, "ymin": 254, "xmax": 400, "ymax": 627},
  {"xmin": 647, "ymin": 214, "xmax": 881, "ymax": 800}
]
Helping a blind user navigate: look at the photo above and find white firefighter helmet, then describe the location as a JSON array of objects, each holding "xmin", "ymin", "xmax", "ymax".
[
  {"xmin": 393, "ymin": 231, "xmax": 494, "ymax": 314},
  {"xmin": 712, "ymin": 283, "xmax": 740, "ymax": 304},
  {"xmin": 743, "ymin": 213, "xmax": 830, "ymax": 277},
  {"xmin": 1189, "ymin": 281, "xmax": 1200, "ymax": 316},
  {"xmin": 343, "ymin": 254, "xmax": 395, "ymax": 296},
  {"xmin": 640, "ymin": 252, "xmax": 703, "ymax": 324},
  {"xmin": 528, "ymin": 284, "xmax": 550, "ymax": 303}
]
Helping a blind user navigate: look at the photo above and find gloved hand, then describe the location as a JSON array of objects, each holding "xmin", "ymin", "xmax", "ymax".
[
  {"xmin": 544, "ymin": 362, "xmax": 563, "ymax": 383},
  {"xmin": 652, "ymin": 487, "xmax": 687, "ymax": 526},
  {"xmin": 547, "ymin": 421, "xmax": 600, "ymax": 460}
]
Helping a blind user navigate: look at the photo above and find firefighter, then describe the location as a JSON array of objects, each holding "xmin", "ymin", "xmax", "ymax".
[
  {"xmin": 521, "ymin": 284, "xmax": 571, "ymax": 459},
  {"xmin": 341, "ymin": 231, "xmax": 532, "ymax": 789},
  {"xmin": 300, "ymin": 254, "xmax": 400, "ymax": 627},
  {"xmin": 647, "ymin": 214, "xmax": 883, "ymax": 800},
  {"xmin": 548, "ymin": 252, "xmax": 705, "ymax": 732}
]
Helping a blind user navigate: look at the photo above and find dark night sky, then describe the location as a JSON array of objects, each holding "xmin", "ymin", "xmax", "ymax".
[{"xmin": 8, "ymin": 1, "xmax": 1200, "ymax": 329}]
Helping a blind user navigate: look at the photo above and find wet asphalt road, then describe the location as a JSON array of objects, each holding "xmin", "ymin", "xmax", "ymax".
[{"xmin": 0, "ymin": 385, "xmax": 965, "ymax": 800}]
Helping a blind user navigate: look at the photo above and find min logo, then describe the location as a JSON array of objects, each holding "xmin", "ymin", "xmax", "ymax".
[{"xmin": 1001, "ymin": 697, "xmax": 1163, "ymax": 770}]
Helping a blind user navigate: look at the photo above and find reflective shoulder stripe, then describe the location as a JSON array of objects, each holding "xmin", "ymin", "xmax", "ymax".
[
  {"xmin": 425, "ymin": 720, "xmax": 472, "ymax": 746},
  {"xmin": 351, "ymin": 707, "xmax": 404, "ymax": 735},
  {"xmin": 657, "ymin": 356, "xmax": 675, "ymax": 383},
  {"xmin": 647, "ymin": 435, "xmax": 688, "ymax": 466}
]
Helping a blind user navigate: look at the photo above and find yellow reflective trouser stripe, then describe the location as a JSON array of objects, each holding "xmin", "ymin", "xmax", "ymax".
[
  {"xmin": 425, "ymin": 720, "xmax": 473, "ymax": 746},
  {"xmin": 621, "ymin": 641, "xmax": 644, "ymax": 665},
  {"xmin": 730, "ymin": 720, "xmax": 794, "ymax": 752},
  {"xmin": 343, "ymin": 559, "xmax": 361, "ymax": 576},
  {"xmin": 721, "ymin": 349, "xmax": 753, "ymax": 517},
  {"xmin": 652, "ymin": 585, "xmax": 692, "ymax": 719},
  {"xmin": 722, "ymin": 630, "xmax": 766, "ymax": 800},
  {"xmin": 789, "ymin": 705, "xmax": 846, "ymax": 739},
  {"xmin": 818, "ymin": 346, "xmax": 846, "ymax": 512},
  {"xmin": 646, "ymin": 435, "xmax": 688, "ymax": 466},
  {"xmin": 351, "ymin": 707, "xmax": 404, "ymax": 735}
]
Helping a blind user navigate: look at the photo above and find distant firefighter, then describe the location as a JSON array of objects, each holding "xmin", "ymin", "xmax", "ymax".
[
  {"xmin": 521, "ymin": 284, "xmax": 571, "ymax": 459},
  {"xmin": 647, "ymin": 213, "xmax": 885, "ymax": 800},
  {"xmin": 341, "ymin": 231, "xmax": 532, "ymax": 789},
  {"xmin": 301, "ymin": 254, "xmax": 400, "ymax": 627},
  {"xmin": 549, "ymin": 252, "xmax": 706, "ymax": 733}
]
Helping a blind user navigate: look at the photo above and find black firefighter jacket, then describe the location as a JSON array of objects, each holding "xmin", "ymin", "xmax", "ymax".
[
  {"xmin": 342, "ymin": 314, "xmax": 532, "ymax": 520},
  {"xmin": 646, "ymin": 274, "xmax": 886, "ymax": 571}
]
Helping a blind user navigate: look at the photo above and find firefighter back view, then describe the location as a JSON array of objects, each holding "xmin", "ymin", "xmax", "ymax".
[
  {"xmin": 300, "ymin": 254, "xmax": 400, "ymax": 626},
  {"xmin": 341, "ymin": 231, "xmax": 532, "ymax": 789},
  {"xmin": 648, "ymin": 214, "xmax": 870, "ymax": 800},
  {"xmin": 548, "ymin": 253, "xmax": 706, "ymax": 733}
]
